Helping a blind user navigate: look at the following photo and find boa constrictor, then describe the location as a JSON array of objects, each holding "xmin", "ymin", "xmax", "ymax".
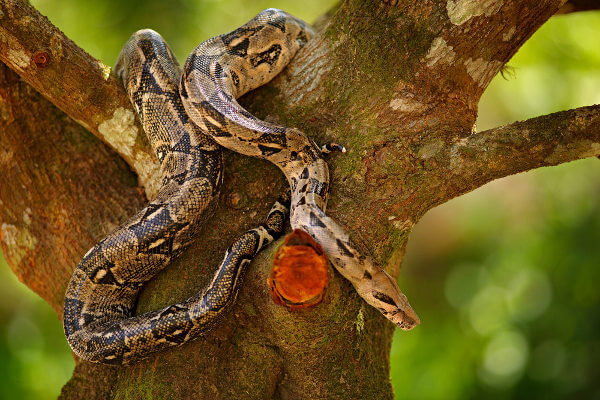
[{"xmin": 64, "ymin": 8, "xmax": 419, "ymax": 365}]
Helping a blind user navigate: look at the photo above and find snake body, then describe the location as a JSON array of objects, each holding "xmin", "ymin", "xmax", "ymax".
[
  {"xmin": 63, "ymin": 27, "xmax": 289, "ymax": 364},
  {"xmin": 64, "ymin": 8, "xmax": 418, "ymax": 365},
  {"xmin": 180, "ymin": 9, "xmax": 419, "ymax": 329}
]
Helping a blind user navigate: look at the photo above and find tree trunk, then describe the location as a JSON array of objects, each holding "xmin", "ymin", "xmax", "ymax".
[{"xmin": 1, "ymin": 0, "xmax": 599, "ymax": 398}]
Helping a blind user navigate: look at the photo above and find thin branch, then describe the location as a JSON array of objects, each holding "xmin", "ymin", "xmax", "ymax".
[
  {"xmin": 557, "ymin": 0, "xmax": 600, "ymax": 13},
  {"xmin": 0, "ymin": 0, "xmax": 160, "ymax": 197},
  {"xmin": 448, "ymin": 105, "xmax": 600, "ymax": 195},
  {"xmin": 430, "ymin": 0, "xmax": 565, "ymax": 98}
]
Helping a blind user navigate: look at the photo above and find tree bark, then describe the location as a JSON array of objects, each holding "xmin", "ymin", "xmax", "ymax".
[
  {"xmin": 0, "ymin": 0, "xmax": 161, "ymax": 196},
  {"xmin": 1, "ymin": 0, "xmax": 599, "ymax": 399}
]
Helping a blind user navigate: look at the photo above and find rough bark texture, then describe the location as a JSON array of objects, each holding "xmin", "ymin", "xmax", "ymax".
[{"xmin": 1, "ymin": 0, "xmax": 599, "ymax": 399}]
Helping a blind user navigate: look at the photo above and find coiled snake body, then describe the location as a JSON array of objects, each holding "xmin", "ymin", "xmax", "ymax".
[{"xmin": 64, "ymin": 9, "xmax": 419, "ymax": 365}]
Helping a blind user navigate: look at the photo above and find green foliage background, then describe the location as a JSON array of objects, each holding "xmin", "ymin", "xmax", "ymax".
[{"xmin": 1, "ymin": 1, "xmax": 599, "ymax": 399}]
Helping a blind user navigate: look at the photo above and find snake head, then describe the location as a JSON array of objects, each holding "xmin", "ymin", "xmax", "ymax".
[
  {"xmin": 382, "ymin": 298, "xmax": 421, "ymax": 331},
  {"xmin": 361, "ymin": 267, "xmax": 420, "ymax": 331}
]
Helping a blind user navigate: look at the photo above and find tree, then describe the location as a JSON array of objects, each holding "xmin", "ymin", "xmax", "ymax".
[{"xmin": 0, "ymin": 0, "xmax": 598, "ymax": 398}]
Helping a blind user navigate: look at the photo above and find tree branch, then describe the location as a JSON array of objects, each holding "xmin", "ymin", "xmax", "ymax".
[
  {"xmin": 0, "ymin": 69, "xmax": 145, "ymax": 400},
  {"xmin": 448, "ymin": 105, "xmax": 600, "ymax": 197},
  {"xmin": 0, "ymin": 0, "xmax": 160, "ymax": 197},
  {"xmin": 245, "ymin": 0, "xmax": 573, "ymax": 265},
  {"xmin": 417, "ymin": 0, "xmax": 566, "ymax": 123},
  {"xmin": 557, "ymin": 0, "xmax": 600, "ymax": 13}
]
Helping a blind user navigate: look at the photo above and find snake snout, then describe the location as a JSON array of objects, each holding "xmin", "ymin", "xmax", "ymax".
[{"xmin": 390, "ymin": 308, "xmax": 420, "ymax": 331}]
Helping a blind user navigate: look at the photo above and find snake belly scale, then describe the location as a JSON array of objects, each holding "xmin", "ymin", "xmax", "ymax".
[{"xmin": 64, "ymin": 8, "xmax": 419, "ymax": 365}]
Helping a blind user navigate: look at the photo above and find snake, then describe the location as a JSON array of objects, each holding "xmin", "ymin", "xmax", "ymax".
[
  {"xmin": 63, "ymin": 8, "xmax": 419, "ymax": 365},
  {"xmin": 62, "ymin": 22, "xmax": 289, "ymax": 364}
]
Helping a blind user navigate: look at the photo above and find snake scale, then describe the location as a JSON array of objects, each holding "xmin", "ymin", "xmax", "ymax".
[{"xmin": 64, "ymin": 9, "xmax": 419, "ymax": 365}]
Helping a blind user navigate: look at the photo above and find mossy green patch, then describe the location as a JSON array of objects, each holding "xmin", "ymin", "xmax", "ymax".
[
  {"xmin": 381, "ymin": 223, "xmax": 411, "ymax": 265},
  {"xmin": 325, "ymin": 0, "xmax": 436, "ymax": 97},
  {"xmin": 355, "ymin": 305, "xmax": 365, "ymax": 334},
  {"xmin": 114, "ymin": 372, "xmax": 172, "ymax": 400}
]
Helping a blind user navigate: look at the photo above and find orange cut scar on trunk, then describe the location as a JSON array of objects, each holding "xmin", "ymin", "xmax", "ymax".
[{"xmin": 268, "ymin": 229, "xmax": 329, "ymax": 309}]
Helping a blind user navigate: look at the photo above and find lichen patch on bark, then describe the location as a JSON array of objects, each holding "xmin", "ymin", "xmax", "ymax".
[
  {"xmin": 98, "ymin": 61, "xmax": 111, "ymax": 80},
  {"xmin": 49, "ymin": 32, "xmax": 64, "ymax": 61},
  {"xmin": 1, "ymin": 223, "xmax": 38, "ymax": 266},
  {"xmin": 389, "ymin": 97, "xmax": 426, "ymax": 113},
  {"xmin": 418, "ymin": 139, "xmax": 445, "ymax": 159},
  {"xmin": 355, "ymin": 306, "xmax": 366, "ymax": 334},
  {"xmin": 425, "ymin": 37, "xmax": 456, "ymax": 67},
  {"xmin": 464, "ymin": 57, "xmax": 503, "ymax": 88},
  {"xmin": 96, "ymin": 107, "xmax": 161, "ymax": 197},
  {"xmin": 0, "ymin": 28, "xmax": 30, "ymax": 71},
  {"xmin": 22, "ymin": 208, "xmax": 32, "ymax": 225},
  {"xmin": 97, "ymin": 107, "xmax": 138, "ymax": 158},
  {"xmin": 446, "ymin": 0, "xmax": 503, "ymax": 25},
  {"xmin": 8, "ymin": 47, "xmax": 29, "ymax": 69},
  {"xmin": 448, "ymin": 137, "xmax": 470, "ymax": 170},
  {"xmin": 132, "ymin": 151, "xmax": 161, "ymax": 199},
  {"xmin": 390, "ymin": 218, "xmax": 414, "ymax": 232},
  {"xmin": 503, "ymin": 26, "xmax": 516, "ymax": 41}
]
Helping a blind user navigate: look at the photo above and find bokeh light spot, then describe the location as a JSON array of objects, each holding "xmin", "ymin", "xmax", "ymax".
[
  {"xmin": 480, "ymin": 330, "xmax": 529, "ymax": 388},
  {"xmin": 506, "ymin": 267, "xmax": 552, "ymax": 322},
  {"xmin": 468, "ymin": 286, "xmax": 509, "ymax": 335}
]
